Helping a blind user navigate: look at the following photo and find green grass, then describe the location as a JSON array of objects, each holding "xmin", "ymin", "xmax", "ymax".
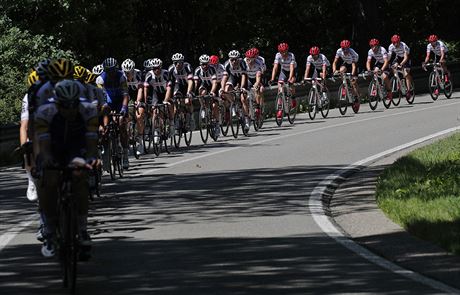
[{"xmin": 376, "ymin": 132, "xmax": 460, "ymax": 255}]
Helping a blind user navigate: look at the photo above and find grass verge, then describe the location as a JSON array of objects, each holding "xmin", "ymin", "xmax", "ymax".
[{"xmin": 376, "ymin": 132, "xmax": 460, "ymax": 255}]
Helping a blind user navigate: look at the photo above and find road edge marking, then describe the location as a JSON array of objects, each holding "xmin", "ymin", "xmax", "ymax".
[{"xmin": 309, "ymin": 126, "xmax": 460, "ymax": 293}]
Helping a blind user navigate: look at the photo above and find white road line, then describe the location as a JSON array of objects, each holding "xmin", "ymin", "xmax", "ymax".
[
  {"xmin": 136, "ymin": 98, "xmax": 460, "ymax": 176},
  {"xmin": 0, "ymin": 215, "xmax": 36, "ymax": 252},
  {"xmin": 309, "ymin": 126, "xmax": 460, "ymax": 294}
]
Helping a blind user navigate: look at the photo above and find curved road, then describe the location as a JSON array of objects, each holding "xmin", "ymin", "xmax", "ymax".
[{"xmin": 1, "ymin": 92, "xmax": 459, "ymax": 294}]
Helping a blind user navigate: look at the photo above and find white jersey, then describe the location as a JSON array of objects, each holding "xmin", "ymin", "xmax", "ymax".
[
  {"xmin": 427, "ymin": 40, "xmax": 448, "ymax": 56},
  {"xmin": 124, "ymin": 69, "xmax": 143, "ymax": 91},
  {"xmin": 274, "ymin": 52, "xmax": 297, "ymax": 71},
  {"xmin": 244, "ymin": 58, "xmax": 264, "ymax": 80},
  {"xmin": 388, "ymin": 42, "xmax": 410, "ymax": 58},
  {"xmin": 335, "ymin": 48, "xmax": 359, "ymax": 64},
  {"xmin": 367, "ymin": 46, "xmax": 388, "ymax": 64},
  {"xmin": 306, "ymin": 54, "xmax": 330, "ymax": 68},
  {"xmin": 212, "ymin": 63, "xmax": 226, "ymax": 83},
  {"xmin": 21, "ymin": 94, "xmax": 29, "ymax": 121},
  {"xmin": 256, "ymin": 56, "xmax": 266, "ymax": 72}
]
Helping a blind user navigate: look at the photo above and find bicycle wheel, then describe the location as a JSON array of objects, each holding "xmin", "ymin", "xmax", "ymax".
[
  {"xmin": 198, "ymin": 106, "xmax": 209, "ymax": 144},
  {"xmin": 230, "ymin": 103, "xmax": 239, "ymax": 138},
  {"xmin": 221, "ymin": 106, "xmax": 230, "ymax": 136},
  {"xmin": 307, "ymin": 89, "xmax": 317, "ymax": 120},
  {"xmin": 382, "ymin": 88, "xmax": 392, "ymax": 109},
  {"xmin": 152, "ymin": 117, "xmax": 160, "ymax": 157},
  {"xmin": 275, "ymin": 94, "xmax": 284, "ymax": 126},
  {"xmin": 287, "ymin": 96, "xmax": 297, "ymax": 124},
  {"xmin": 162, "ymin": 118, "xmax": 171, "ymax": 154},
  {"xmin": 61, "ymin": 202, "xmax": 78, "ymax": 293},
  {"xmin": 143, "ymin": 115, "xmax": 152, "ymax": 154},
  {"xmin": 128, "ymin": 122, "xmax": 139, "ymax": 159},
  {"xmin": 338, "ymin": 85, "xmax": 348, "ymax": 115},
  {"xmin": 367, "ymin": 81, "xmax": 379, "ymax": 111},
  {"xmin": 256, "ymin": 103, "xmax": 265, "ymax": 130},
  {"xmin": 444, "ymin": 78, "xmax": 453, "ymax": 98},
  {"xmin": 241, "ymin": 115, "xmax": 249, "ymax": 137},
  {"xmin": 320, "ymin": 89, "xmax": 330, "ymax": 119},
  {"xmin": 406, "ymin": 80, "xmax": 415, "ymax": 104},
  {"xmin": 68, "ymin": 205, "xmax": 78, "ymax": 294},
  {"xmin": 116, "ymin": 141, "xmax": 124, "ymax": 178},
  {"xmin": 108, "ymin": 138, "xmax": 117, "ymax": 180},
  {"xmin": 429, "ymin": 71, "xmax": 440, "ymax": 101},
  {"xmin": 391, "ymin": 77, "xmax": 402, "ymax": 106},
  {"xmin": 173, "ymin": 113, "xmax": 182, "ymax": 148},
  {"xmin": 184, "ymin": 113, "xmax": 193, "ymax": 147}
]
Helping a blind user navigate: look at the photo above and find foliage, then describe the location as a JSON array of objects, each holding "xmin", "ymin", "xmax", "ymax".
[
  {"xmin": 376, "ymin": 133, "xmax": 460, "ymax": 255},
  {"xmin": 0, "ymin": 15, "xmax": 76, "ymax": 125}
]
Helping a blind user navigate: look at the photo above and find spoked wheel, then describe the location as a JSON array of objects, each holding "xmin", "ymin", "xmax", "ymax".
[
  {"xmin": 128, "ymin": 122, "xmax": 139, "ymax": 159},
  {"xmin": 287, "ymin": 96, "xmax": 297, "ymax": 124},
  {"xmin": 307, "ymin": 89, "xmax": 317, "ymax": 120},
  {"xmin": 110, "ymin": 138, "xmax": 120, "ymax": 180},
  {"xmin": 406, "ymin": 80, "xmax": 415, "ymax": 104},
  {"xmin": 221, "ymin": 107, "xmax": 230, "ymax": 136},
  {"xmin": 390, "ymin": 77, "xmax": 402, "ymax": 106},
  {"xmin": 382, "ymin": 89, "xmax": 392, "ymax": 109},
  {"xmin": 143, "ymin": 116, "xmax": 152, "ymax": 154},
  {"xmin": 429, "ymin": 71, "xmax": 440, "ymax": 101},
  {"xmin": 351, "ymin": 97, "xmax": 360, "ymax": 114},
  {"xmin": 320, "ymin": 89, "xmax": 330, "ymax": 118},
  {"xmin": 163, "ymin": 119, "xmax": 171, "ymax": 154},
  {"xmin": 230, "ymin": 103, "xmax": 239, "ymax": 138},
  {"xmin": 444, "ymin": 77, "xmax": 453, "ymax": 98},
  {"xmin": 367, "ymin": 81, "xmax": 379, "ymax": 111},
  {"xmin": 241, "ymin": 116, "xmax": 249, "ymax": 137},
  {"xmin": 199, "ymin": 106, "xmax": 209, "ymax": 144},
  {"xmin": 275, "ymin": 94, "xmax": 284, "ymax": 126},
  {"xmin": 152, "ymin": 117, "xmax": 160, "ymax": 156},
  {"xmin": 173, "ymin": 114, "xmax": 182, "ymax": 149},
  {"xmin": 184, "ymin": 114, "xmax": 193, "ymax": 147},
  {"xmin": 116, "ymin": 141, "xmax": 124, "ymax": 178},
  {"xmin": 105, "ymin": 140, "xmax": 115, "ymax": 180},
  {"xmin": 338, "ymin": 85, "xmax": 348, "ymax": 115},
  {"xmin": 210, "ymin": 121, "xmax": 219, "ymax": 141},
  {"xmin": 255, "ymin": 103, "xmax": 265, "ymax": 130}
]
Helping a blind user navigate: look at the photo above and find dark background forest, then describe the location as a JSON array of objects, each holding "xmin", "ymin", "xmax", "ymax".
[{"xmin": 1, "ymin": 0, "xmax": 459, "ymax": 124}]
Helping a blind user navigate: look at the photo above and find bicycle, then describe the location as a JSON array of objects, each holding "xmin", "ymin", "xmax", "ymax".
[
  {"xmin": 103, "ymin": 112, "xmax": 124, "ymax": 180},
  {"xmin": 363, "ymin": 70, "xmax": 392, "ymax": 110},
  {"xmin": 303, "ymin": 77, "xmax": 330, "ymax": 120},
  {"xmin": 198, "ymin": 94, "xmax": 221, "ymax": 143},
  {"xmin": 273, "ymin": 81, "xmax": 298, "ymax": 126},
  {"xmin": 246, "ymin": 87, "xmax": 264, "ymax": 131},
  {"xmin": 334, "ymin": 72, "xmax": 360, "ymax": 115},
  {"xmin": 128, "ymin": 102, "xmax": 140, "ymax": 159},
  {"xmin": 390, "ymin": 65, "xmax": 415, "ymax": 105},
  {"xmin": 151, "ymin": 102, "xmax": 171, "ymax": 156},
  {"xmin": 424, "ymin": 62, "xmax": 453, "ymax": 100},
  {"xmin": 222, "ymin": 89, "xmax": 243, "ymax": 138},
  {"xmin": 172, "ymin": 93, "xmax": 193, "ymax": 148}
]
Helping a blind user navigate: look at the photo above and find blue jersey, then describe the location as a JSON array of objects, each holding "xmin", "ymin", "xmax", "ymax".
[{"xmin": 96, "ymin": 70, "xmax": 128, "ymax": 104}]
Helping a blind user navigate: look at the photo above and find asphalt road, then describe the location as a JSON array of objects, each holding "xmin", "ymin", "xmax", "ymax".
[{"xmin": 1, "ymin": 92, "xmax": 459, "ymax": 294}]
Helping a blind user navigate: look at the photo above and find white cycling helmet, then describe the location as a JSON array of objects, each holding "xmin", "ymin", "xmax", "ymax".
[
  {"xmin": 172, "ymin": 53, "xmax": 185, "ymax": 62},
  {"xmin": 92, "ymin": 64, "xmax": 104, "ymax": 75},
  {"xmin": 199, "ymin": 54, "xmax": 210, "ymax": 64},
  {"xmin": 151, "ymin": 58, "xmax": 163, "ymax": 68},
  {"xmin": 121, "ymin": 59, "xmax": 135, "ymax": 72},
  {"xmin": 228, "ymin": 50, "xmax": 240, "ymax": 58}
]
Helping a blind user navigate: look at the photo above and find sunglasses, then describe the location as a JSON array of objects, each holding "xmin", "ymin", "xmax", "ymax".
[
  {"xmin": 230, "ymin": 58, "xmax": 238, "ymax": 62},
  {"xmin": 174, "ymin": 61, "xmax": 183, "ymax": 65}
]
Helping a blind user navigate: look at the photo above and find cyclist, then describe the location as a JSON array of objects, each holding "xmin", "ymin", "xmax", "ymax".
[
  {"xmin": 122, "ymin": 58, "xmax": 145, "ymax": 155},
  {"xmin": 252, "ymin": 47, "xmax": 266, "ymax": 73},
  {"xmin": 96, "ymin": 57, "xmax": 130, "ymax": 169},
  {"xmin": 194, "ymin": 54, "xmax": 220, "ymax": 136},
  {"xmin": 36, "ymin": 58, "xmax": 74, "ymax": 106},
  {"xmin": 34, "ymin": 79, "xmax": 99, "ymax": 259},
  {"xmin": 210, "ymin": 55, "xmax": 226, "ymax": 89},
  {"xmin": 143, "ymin": 58, "xmax": 174, "ymax": 137},
  {"xmin": 167, "ymin": 53, "xmax": 195, "ymax": 130},
  {"xmin": 423, "ymin": 34, "xmax": 450, "ymax": 88},
  {"xmin": 366, "ymin": 38, "xmax": 392, "ymax": 100},
  {"xmin": 304, "ymin": 46, "xmax": 330, "ymax": 80},
  {"xmin": 73, "ymin": 65, "xmax": 91, "ymax": 97},
  {"xmin": 388, "ymin": 34, "xmax": 413, "ymax": 99},
  {"xmin": 244, "ymin": 48, "xmax": 264, "ymax": 119},
  {"xmin": 332, "ymin": 40, "xmax": 360, "ymax": 99},
  {"xmin": 269, "ymin": 43, "xmax": 297, "ymax": 119},
  {"xmin": 221, "ymin": 50, "xmax": 250, "ymax": 132}
]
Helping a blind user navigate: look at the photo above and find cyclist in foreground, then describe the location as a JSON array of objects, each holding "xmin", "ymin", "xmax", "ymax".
[{"xmin": 35, "ymin": 80, "xmax": 99, "ymax": 259}]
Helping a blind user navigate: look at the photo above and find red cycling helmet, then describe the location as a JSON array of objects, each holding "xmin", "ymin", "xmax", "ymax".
[
  {"xmin": 340, "ymin": 40, "xmax": 351, "ymax": 49},
  {"xmin": 309, "ymin": 46, "xmax": 320, "ymax": 55},
  {"xmin": 428, "ymin": 34, "xmax": 438, "ymax": 42},
  {"xmin": 369, "ymin": 38, "xmax": 380, "ymax": 47},
  {"xmin": 245, "ymin": 49, "xmax": 257, "ymax": 58},
  {"xmin": 278, "ymin": 43, "xmax": 289, "ymax": 52},
  {"xmin": 209, "ymin": 55, "xmax": 219, "ymax": 65},
  {"xmin": 252, "ymin": 47, "xmax": 260, "ymax": 56},
  {"xmin": 391, "ymin": 34, "xmax": 401, "ymax": 43}
]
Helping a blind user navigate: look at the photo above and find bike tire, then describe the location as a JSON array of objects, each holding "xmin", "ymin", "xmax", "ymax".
[
  {"xmin": 221, "ymin": 108, "xmax": 230, "ymax": 136},
  {"xmin": 444, "ymin": 79, "xmax": 453, "ymax": 98},
  {"xmin": 230, "ymin": 103, "xmax": 239, "ymax": 138},
  {"xmin": 173, "ymin": 113, "xmax": 182, "ymax": 148},
  {"xmin": 367, "ymin": 81, "xmax": 379, "ymax": 111},
  {"xmin": 406, "ymin": 80, "xmax": 415, "ymax": 104},
  {"xmin": 429, "ymin": 71, "xmax": 439, "ymax": 101},
  {"xmin": 241, "ymin": 116, "xmax": 249, "ymax": 137},
  {"xmin": 256, "ymin": 103, "xmax": 265, "ymax": 130},
  {"xmin": 338, "ymin": 85, "xmax": 348, "ymax": 115},
  {"xmin": 107, "ymin": 138, "xmax": 116, "ymax": 180},
  {"xmin": 307, "ymin": 89, "xmax": 317, "ymax": 120},
  {"xmin": 287, "ymin": 96, "xmax": 297, "ymax": 124},
  {"xmin": 390, "ymin": 77, "xmax": 402, "ymax": 106},
  {"xmin": 320, "ymin": 89, "xmax": 330, "ymax": 119},
  {"xmin": 152, "ymin": 117, "xmax": 160, "ymax": 157},
  {"xmin": 275, "ymin": 94, "xmax": 283, "ymax": 126},
  {"xmin": 163, "ymin": 119, "xmax": 171, "ymax": 154},
  {"xmin": 116, "ymin": 142, "xmax": 124, "ymax": 178},
  {"xmin": 143, "ymin": 116, "xmax": 152, "ymax": 154},
  {"xmin": 199, "ymin": 106, "xmax": 209, "ymax": 144}
]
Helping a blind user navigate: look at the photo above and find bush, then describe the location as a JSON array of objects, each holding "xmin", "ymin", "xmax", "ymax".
[{"xmin": 0, "ymin": 16, "xmax": 77, "ymax": 125}]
